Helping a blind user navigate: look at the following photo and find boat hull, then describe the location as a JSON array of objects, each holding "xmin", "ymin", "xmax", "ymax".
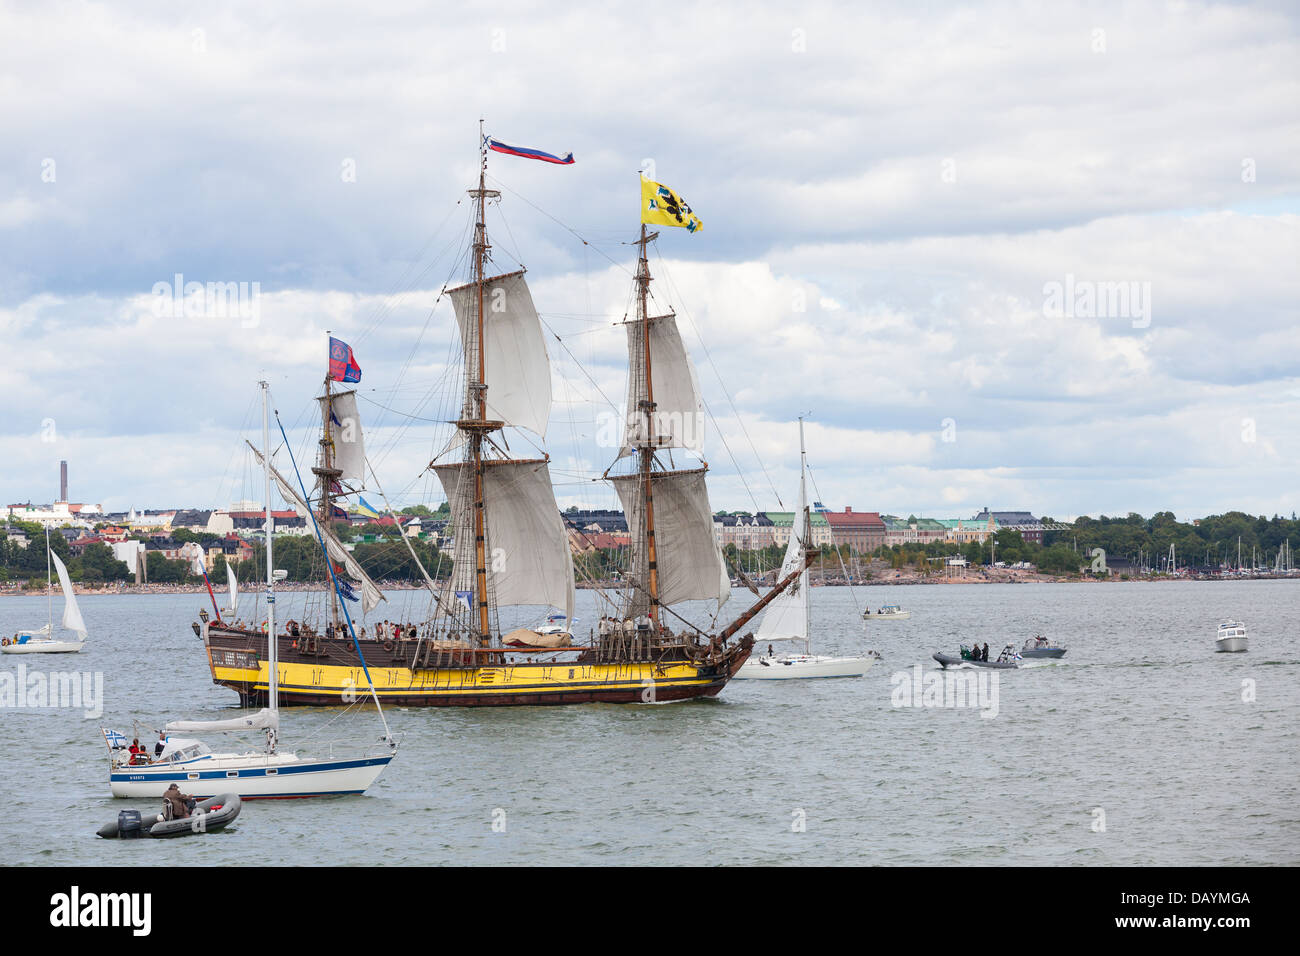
[
  {"xmin": 864, "ymin": 611, "xmax": 911, "ymax": 620},
  {"xmin": 1215, "ymin": 636, "xmax": 1248, "ymax": 653},
  {"xmin": 203, "ymin": 627, "xmax": 751, "ymax": 707},
  {"xmin": 98, "ymin": 794, "xmax": 242, "ymax": 838},
  {"xmin": 110, "ymin": 752, "xmax": 394, "ymax": 799},
  {"xmin": 1, "ymin": 640, "xmax": 85, "ymax": 654},
  {"xmin": 933, "ymin": 652, "xmax": 1020, "ymax": 669},
  {"xmin": 733, "ymin": 655, "xmax": 877, "ymax": 680},
  {"xmin": 1020, "ymin": 647, "xmax": 1066, "ymax": 659}
]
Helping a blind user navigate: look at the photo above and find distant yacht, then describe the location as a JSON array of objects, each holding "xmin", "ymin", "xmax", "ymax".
[
  {"xmin": 864, "ymin": 604, "xmax": 911, "ymax": 621},
  {"xmin": 1215, "ymin": 620, "xmax": 1248, "ymax": 653},
  {"xmin": 1, "ymin": 525, "xmax": 87, "ymax": 654}
]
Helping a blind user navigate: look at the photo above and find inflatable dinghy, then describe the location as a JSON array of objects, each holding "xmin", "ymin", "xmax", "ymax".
[{"xmin": 97, "ymin": 793, "xmax": 241, "ymax": 838}]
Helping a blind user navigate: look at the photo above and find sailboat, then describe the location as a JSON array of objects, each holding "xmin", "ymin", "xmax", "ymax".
[
  {"xmin": 197, "ymin": 139, "xmax": 809, "ymax": 705},
  {"xmin": 105, "ymin": 382, "xmax": 397, "ymax": 798},
  {"xmin": 1, "ymin": 526, "xmax": 87, "ymax": 654},
  {"xmin": 734, "ymin": 419, "xmax": 878, "ymax": 680}
]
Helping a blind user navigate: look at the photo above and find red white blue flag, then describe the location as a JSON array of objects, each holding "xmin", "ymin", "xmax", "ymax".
[
  {"xmin": 328, "ymin": 336, "xmax": 362, "ymax": 383},
  {"xmin": 485, "ymin": 137, "xmax": 574, "ymax": 165}
]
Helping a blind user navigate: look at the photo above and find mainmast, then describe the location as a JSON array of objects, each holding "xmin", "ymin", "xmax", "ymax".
[{"xmin": 463, "ymin": 126, "xmax": 502, "ymax": 646}]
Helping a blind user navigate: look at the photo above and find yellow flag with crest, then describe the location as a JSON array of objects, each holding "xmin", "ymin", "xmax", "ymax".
[{"xmin": 641, "ymin": 177, "xmax": 702, "ymax": 233}]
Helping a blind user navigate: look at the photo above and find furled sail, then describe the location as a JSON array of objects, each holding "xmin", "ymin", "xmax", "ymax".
[
  {"xmin": 755, "ymin": 473, "xmax": 809, "ymax": 643},
  {"xmin": 318, "ymin": 389, "xmax": 366, "ymax": 483},
  {"xmin": 248, "ymin": 443, "xmax": 386, "ymax": 615},
  {"xmin": 51, "ymin": 551, "xmax": 87, "ymax": 638},
  {"xmin": 610, "ymin": 468, "xmax": 730, "ymax": 610},
  {"xmin": 433, "ymin": 459, "xmax": 575, "ymax": 623},
  {"xmin": 166, "ymin": 708, "xmax": 278, "ymax": 733},
  {"xmin": 448, "ymin": 270, "xmax": 552, "ymax": 437},
  {"xmin": 621, "ymin": 313, "xmax": 705, "ymax": 455}
]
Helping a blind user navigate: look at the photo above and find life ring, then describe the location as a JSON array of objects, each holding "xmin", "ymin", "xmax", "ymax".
[{"xmin": 383, "ymin": 640, "xmax": 395, "ymax": 653}]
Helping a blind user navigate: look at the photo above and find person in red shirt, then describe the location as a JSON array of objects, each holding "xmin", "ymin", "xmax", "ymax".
[{"xmin": 128, "ymin": 738, "xmax": 145, "ymax": 765}]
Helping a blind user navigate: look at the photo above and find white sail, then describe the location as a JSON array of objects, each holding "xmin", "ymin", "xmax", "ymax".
[
  {"xmin": 433, "ymin": 459, "xmax": 575, "ymax": 622},
  {"xmin": 610, "ymin": 468, "xmax": 730, "ymax": 611},
  {"xmin": 755, "ymin": 469, "xmax": 809, "ymax": 644},
  {"xmin": 621, "ymin": 313, "xmax": 705, "ymax": 455},
  {"xmin": 248, "ymin": 443, "xmax": 386, "ymax": 615},
  {"xmin": 318, "ymin": 390, "xmax": 366, "ymax": 483},
  {"xmin": 166, "ymin": 708, "xmax": 278, "ymax": 733},
  {"xmin": 448, "ymin": 270, "xmax": 552, "ymax": 437},
  {"xmin": 226, "ymin": 563, "xmax": 239, "ymax": 617},
  {"xmin": 50, "ymin": 551, "xmax": 87, "ymax": 638}
]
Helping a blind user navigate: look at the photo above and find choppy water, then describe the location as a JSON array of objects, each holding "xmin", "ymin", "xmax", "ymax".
[{"xmin": 2, "ymin": 580, "xmax": 1297, "ymax": 865}]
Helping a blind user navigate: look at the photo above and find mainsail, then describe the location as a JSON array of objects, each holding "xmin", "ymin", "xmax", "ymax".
[
  {"xmin": 433, "ymin": 459, "xmax": 575, "ymax": 623},
  {"xmin": 166, "ymin": 708, "xmax": 278, "ymax": 733},
  {"xmin": 51, "ymin": 551, "xmax": 87, "ymax": 638},
  {"xmin": 226, "ymin": 563, "xmax": 239, "ymax": 617},
  {"xmin": 755, "ymin": 442, "xmax": 810, "ymax": 644},
  {"xmin": 610, "ymin": 469, "xmax": 729, "ymax": 611},
  {"xmin": 448, "ymin": 270, "xmax": 552, "ymax": 437}
]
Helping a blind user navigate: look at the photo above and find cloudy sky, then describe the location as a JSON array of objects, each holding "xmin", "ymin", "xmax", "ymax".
[{"xmin": 2, "ymin": 0, "xmax": 1298, "ymax": 522}]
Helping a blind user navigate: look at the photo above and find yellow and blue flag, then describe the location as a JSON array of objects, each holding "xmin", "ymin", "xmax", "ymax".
[
  {"xmin": 641, "ymin": 177, "xmax": 702, "ymax": 233},
  {"xmin": 355, "ymin": 497, "xmax": 383, "ymax": 519}
]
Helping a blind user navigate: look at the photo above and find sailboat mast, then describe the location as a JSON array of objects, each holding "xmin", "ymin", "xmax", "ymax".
[
  {"xmin": 45, "ymin": 524, "xmax": 52, "ymax": 631},
  {"xmin": 260, "ymin": 380, "xmax": 278, "ymax": 751},
  {"xmin": 799, "ymin": 417, "xmax": 811, "ymax": 651},
  {"xmin": 636, "ymin": 222, "xmax": 661, "ymax": 625},
  {"xmin": 469, "ymin": 127, "xmax": 493, "ymax": 645}
]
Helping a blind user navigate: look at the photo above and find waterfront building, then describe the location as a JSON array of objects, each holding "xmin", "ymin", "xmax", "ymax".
[{"xmin": 825, "ymin": 508, "xmax": 885, "ymax": 553}]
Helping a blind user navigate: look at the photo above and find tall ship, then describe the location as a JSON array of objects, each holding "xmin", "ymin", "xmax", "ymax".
[{"xmin": 199, "ymin": 136, "xmax": 813, "ymax": 705}]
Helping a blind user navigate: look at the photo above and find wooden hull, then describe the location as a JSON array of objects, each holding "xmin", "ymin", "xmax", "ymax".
[{"xmin": 203, "ymin": 626, "xmax": 753, "ymax": 707}]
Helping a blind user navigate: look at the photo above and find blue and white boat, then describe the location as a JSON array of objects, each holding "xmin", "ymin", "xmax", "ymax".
[{"xmin": 105, "ymin": 381, "xmax": 397, "ymax": 799}]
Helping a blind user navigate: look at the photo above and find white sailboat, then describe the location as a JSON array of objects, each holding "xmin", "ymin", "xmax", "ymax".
[
  {"xmin": 2, "ymin": 526, "xmax": 87, "ymax": 654},
  {"xmin": 105, "ymin": 381, "xmax": 398, "ymax": 798},
  {"xmin": 734, "ymin": 419, "xmax": 878, "ymax": 680}
]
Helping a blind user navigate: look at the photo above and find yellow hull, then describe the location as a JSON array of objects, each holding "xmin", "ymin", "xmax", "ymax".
[{"xmin": 212, "ymin": 655, "xmax": 732, "ymax": 706}]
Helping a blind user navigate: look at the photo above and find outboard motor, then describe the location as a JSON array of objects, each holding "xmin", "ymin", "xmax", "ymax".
[{"xmin": 116, "ymin": 809, "xmax": 144, "ymax": 839}]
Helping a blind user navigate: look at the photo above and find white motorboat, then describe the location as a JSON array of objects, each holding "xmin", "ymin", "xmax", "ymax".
[
  {"xmin": 2, "ymin": 527, "xmax": 87, "ymax": 654},
  {"xmin": 864, "ymin": 604, "xmax": 911, "ymax": 620},
  {"xmin": 1215, "ymin": 620, "xmax": 1248, "ymax": 653},
  {"xmin": 735, "ymin": 419, "xmax": 879, "ymax": 681},
  {"xmin": 104, "ymin": 381, "xmax": 397, "ymax": 798}
]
